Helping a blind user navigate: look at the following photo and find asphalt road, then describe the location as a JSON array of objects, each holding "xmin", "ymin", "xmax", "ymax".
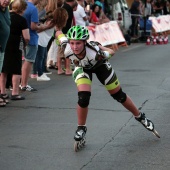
[{"xmin": 0, "ymin": 42, "xmax": 170, "ymax": 170}]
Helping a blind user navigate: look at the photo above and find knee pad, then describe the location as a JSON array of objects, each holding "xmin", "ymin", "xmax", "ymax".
[
  {"xmin": 111, "ymin": 88, "xmax": 127, "ymax": 103},
  {"xmin": 78, "ymin": 91, "xmax": 91, "ymax": 108}
]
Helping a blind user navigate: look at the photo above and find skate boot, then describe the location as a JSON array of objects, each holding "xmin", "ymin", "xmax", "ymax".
[
  {"xmin": 74, "ymin": 126, "xmax": 87, "ymax": 152},
  {"xmin": 135, "ymin": 112, "xmax": 160, "ymax": 138}
]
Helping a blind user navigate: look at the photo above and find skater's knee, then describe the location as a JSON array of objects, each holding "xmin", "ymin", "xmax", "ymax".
[
  {"xmin": 111, "ymin": 88, "xmax": 127, "ymax": 103},
  {"xmin": 78, "ymin": 91, "xmax": 91, "ymax": 108}
]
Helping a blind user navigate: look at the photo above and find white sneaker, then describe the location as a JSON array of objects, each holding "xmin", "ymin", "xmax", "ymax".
[{"xmin": 37, "ymin": 74, "xmax": 50, "ymax": 81}]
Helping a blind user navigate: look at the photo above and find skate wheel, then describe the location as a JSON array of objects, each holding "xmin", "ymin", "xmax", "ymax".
[
  {"xmin": 152, "ymin": 129, "xmax": 160, "ymax": 138},
  {"xmin": 74, "ymin": 141, "xmax": 79, "ymax": 152},
  {"xmin": 74, "ymin": 138, "xmax": 86, "ymax": 152},
  {"xmin": 82, "ymin": 140, "xmax": 86, "ymax": 146}
]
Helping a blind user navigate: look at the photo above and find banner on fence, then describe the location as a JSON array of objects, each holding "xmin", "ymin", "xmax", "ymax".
[
  {"xmin": 149, "ymin": 15, "xmax": 170, "ymax": 33},
  {"xmin": 87, "ymin": 21, "xmax": 126, "ymax": 46}
]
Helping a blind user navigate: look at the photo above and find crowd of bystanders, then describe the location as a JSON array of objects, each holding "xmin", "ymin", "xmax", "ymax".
[{"xmin": 0, "ymin": 0, "xmax": 121, "ymax": 107}]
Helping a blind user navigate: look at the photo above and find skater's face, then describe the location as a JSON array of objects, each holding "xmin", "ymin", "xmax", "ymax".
[{"xmin": 69, "ymin": 40, "xmax": 85, "ymax": 55}]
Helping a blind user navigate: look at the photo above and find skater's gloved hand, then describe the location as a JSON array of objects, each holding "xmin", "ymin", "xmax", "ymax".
[
  {"xmin": 73, "ymin": 67, "xmax": 89, "ymax": 83},
  {"xmin": 95, "ymin": 50, "xmax": 111, "ymax": 61}
]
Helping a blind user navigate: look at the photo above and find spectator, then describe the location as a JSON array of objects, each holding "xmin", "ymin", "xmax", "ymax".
[
  {"xmin": 20, "ymin": 0, "xmax": 52, "ymax": 92},
  {"xmin": 0, "ymin": 0, "xmax": 11, "ymax": 73},
  {"xmin": 31, "ymin": 0, "xmax": 48, "ymax": 79},
  {"xmin": 145, "ymin": 0, "xmax": 152, "ymax": 18},
  {"xmin": 90, "ymin": 1, "xmax": 109, "ymax": 25},
  {"xmin": 46, "ymin": 34, "xmax": 58, "ymax": 70},
  {"xmin": 0, "ymin": 0, "xmax": 29, "ymax": 100},
  {"xmin": 34, "ymin": 6, "xmax": 67, "ymax": 81},
  {"xmin": 139, "ymin": 0, "xmax": 145, "ymax": 15},
  {"xmin": 74, "ymin": 0, "xmax": 88, "ymax": 27},
  {"xmin": 31, "ymin": 0, "xmax": 54, "ymax": 81},
  {"xmin": 84, "ymin": 0, "xmax": 93, "ymax": 10},
  {"xmin": 84, "ymin": 0, "xmax": 93, "ymax": 23},
  {"xmin": 102, "ymin": 0, "xmax": 111, "ymax": 19},
  {"xmin": 37, "ymin": 0, "xmax": 47, "ymax": 20},
  {"xmin": 45, "ymin": 0, "xmax": 58, "ymax": 13},
  {"xmin": 33, "ymin": 13, "xmax": 55, "ymax": 81},
  {"xmin": 42, "ymin": 0, "xmax": 59, "ymax": 74},
  {"xmin": 72, "ymin": 0, "xmax": 78, "ymax": 26},
  {"xmin": 0, "ymin": 0, "xmax": 11, "ymax": 106},
  {"xmin": 153, "ymin": 0, "xmax": 163, "ymax": 16},
  {"xmin": 90, "ymin": 3, "xmax": 102, "ymax": 25},
  {"xmin": 46, "ymin": 0, "xmax": 65, "ymax": 71},
  {"xmin": 163, "ymin": 0, "xmax": 170, "ymax": 15},
  {"xmin": 57, "ymin": 0, "xmax": 75, "ymax": 75},
  {"xmin": 129, "ymin": 0, "xmax": 140, "ymax": 38}
]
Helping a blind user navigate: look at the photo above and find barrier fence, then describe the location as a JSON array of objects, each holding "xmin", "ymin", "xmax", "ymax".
[
  {"xmin": 87, "ymin": 21, "xmax": 127, "ymax": 50},
  {"xmin": 87, "ymin": 15, "xmax": 170, "ymax": 48},
  {"xmin": 145, "ymin": 15, "xmax": 170, "ymax": 45},
  {"xmin": 149, "ymin": 15, "xmax": 170, "ymax": 33}
]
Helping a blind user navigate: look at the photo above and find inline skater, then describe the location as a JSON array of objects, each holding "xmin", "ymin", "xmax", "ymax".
[{"xmin": 56, "ymin": 25, "xmax": 160, "ymax": 151}]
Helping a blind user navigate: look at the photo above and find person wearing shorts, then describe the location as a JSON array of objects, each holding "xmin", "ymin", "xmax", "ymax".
[
  {"xmin": 60, "ymin": 25, "xmax": 157, "ymax": 142},
  {"xmin": 21, "ymin": 0, "xmax": 53, "ymax": 91}
]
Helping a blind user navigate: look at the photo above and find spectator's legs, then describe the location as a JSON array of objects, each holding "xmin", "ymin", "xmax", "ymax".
[
  {"xmin": 42, "ymin": 48, "xmax": 50, "ymax": 73},
  {"xmin": 65, "ymin": 58, "xmax": 72, "ymax": 75},
  {"xmin": 47, "ymin": 40, "xmax": 56, "ymax": 68},
  {"xmin": 12, "ymin": 75, "xmax": 21, "ymax": 95},
  {"xmin": 21, "ymin": 45, "xmax": 38, "ymax": 88},
  {"xmin": 134, "ymin": 17, "xmax": 138, "ymax": 37},
  {"xmin": 21, "ymin": 61, "xmax": 33, "ymax": 87},
  {"xmin": 36, "ymin": 45, "xmax": 46, "ymax": 77},
  {"xmin": 131, "ymin": 16, "xmax": 136, "ymax": 37},
  {"xmin": 32, "ymin": 61, "xmax": 37, "ymax": 75},
  {"xmin": 57, "ymin": 46, "xmax": 65, "ymax": 74},
  {"xmin": 0, "ymin": 52, "xmax": 4, "ymax": 73},
  {"xmin": 6, "ymin": 73, "xmax": 12, "ymax": 89},
  {"xmin": 46, "ymin": 37, "xmax": 57, "ymax": 68},
  {"xmin": 0, "ymin": 73, "xmax": 7, "ymax": 94},
  {"xmin": 57, "ymin": 57, "xmax": 64, "ymax": 74}
]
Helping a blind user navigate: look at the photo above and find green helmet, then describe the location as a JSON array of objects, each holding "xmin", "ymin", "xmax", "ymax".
[{"xmin": 67, "ymin": 25, "xmax": 89, "ymax": 40}]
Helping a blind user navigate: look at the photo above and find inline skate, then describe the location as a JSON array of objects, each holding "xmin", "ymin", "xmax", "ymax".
[
  {"xmin": 135, "ymin": 112, "xmax": 160, "ymax": 138},
  {"xmin": 74, "ymin": 126, "xmax": 87, "ymax": 152}
]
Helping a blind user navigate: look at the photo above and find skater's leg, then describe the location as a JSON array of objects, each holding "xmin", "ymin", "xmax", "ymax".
[
  {"xmin": 77, "ymin": 84, "xmax": 91, "ymax": 125},
  {"xmin": 77, "ymin": 105, "xmax": 88, "ymax": 125},
  {"xmin": 108, "ymin": 85, "xmax": 140, "ymax": 117},
  {"xmin": 96, "ymin": 62, "xmax": 158, "ymax": 136},
  {"xmin": 121, "ymin": 95, "xmax": 140, "ymax": 117},
  {"xmin": 109, "ymin": 86, "xmax": 155, "ymax": 131},
  {"xmin": 73, "ymin": 70, "xmax": 92, "ymax": 143}
]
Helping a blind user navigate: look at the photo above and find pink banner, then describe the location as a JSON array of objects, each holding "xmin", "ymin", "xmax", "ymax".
[
  {"xmin": 87, "ymin": 21, "xmax": 125, "ymax": 46},
  {"xmin": 149, "ymin": 15, "xmax": 170, "ymax": 33}
]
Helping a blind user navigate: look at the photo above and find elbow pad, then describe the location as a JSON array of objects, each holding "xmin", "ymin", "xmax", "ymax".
[
  {"xmin": 55, "ymin": 31, "xmax": 68, "ymax": 48},
  {"xmin": 58, "ymin": 33, "xmax": 68, "ymax": 49}
]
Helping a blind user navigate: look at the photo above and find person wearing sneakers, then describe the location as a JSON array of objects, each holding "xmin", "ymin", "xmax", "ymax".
[
  {"xmin": 37, "ymin": 8, "xmax": 68, "ymax": 81},
  {"xmin": 20, "ymin": 0, "xmax": 53, "ymax": 91},
  {"xmin": 57, "ymin": 0, "xmax": 75, "ymax": 75},
  {"xmin": 33, "ymin": 1, "xmax": 53, "ymax": 81},
  {"xmin": 56, "ymin": 25, "xmax": 159, "ymax": 144}
]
